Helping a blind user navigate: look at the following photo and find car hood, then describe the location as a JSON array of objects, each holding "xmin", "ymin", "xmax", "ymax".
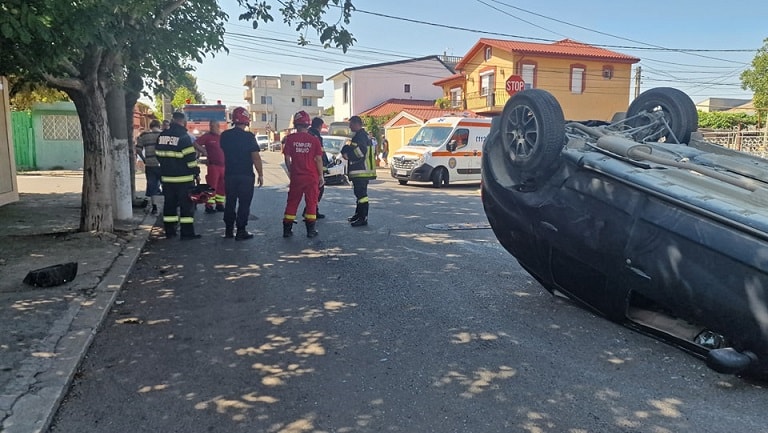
[{"xmin": 391, "ymin": 147, "xmax": 432, "ymax": 159}]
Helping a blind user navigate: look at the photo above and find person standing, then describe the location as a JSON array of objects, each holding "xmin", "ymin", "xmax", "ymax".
[
  {"xmin": 195, "ymin": 120, "xmax": 226, "ymax": 214},
  {"xmin": 155, "ymin": 112, "xmax": 201, "ymax": 240},
  {"xmin": 341, "ymin": 115, "xmax": 377, "ymax": 227},
  {"xmin": 161, "ymin": 119, "xmax": 170, "ymax": 131},
  {"xmin": 282, "ymin": 111, "xmax": 324, "ymax": 238},
  {"xmin": 307, "ymin": 116, "xmax": 329, "ymax": 219},
  {"xmin": 381, "ymin": 137, "xmax": 389, "ymax": 168},
  {"xmin": 135, "ymin": 119, "xmax": 163, "ymax": 215},
  {"xmin": 220, "ymin": 107, "xmax": 264, "ymax": 240}
]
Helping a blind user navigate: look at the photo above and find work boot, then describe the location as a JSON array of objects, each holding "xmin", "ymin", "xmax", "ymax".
[
  {"xmin": 164, "ymin": 223, "xmax": 177, "ymax": 239},
  {"xmin": 180, "ymin": 224, "xmax": 201, "ymax": 240},
  {"xmin": 350, "ymin": 217, "xmax": 368, "ymax": 227},
  {"xmin": 223, "ymin": 226, "xmax": 234, "ymax": 239},
  {"xmin": 150, "ymin": 204, "xmax": 158, "ymax": 215},
  {"xmin": 316, "ymin": 207, "xmax": 325, "ymax": 219},
  {"xmin": 351, "ymin": 203, "xmax": 369, "ymax": 227},
  {"xmin": 235, "ymin": 228, "xmax": 254, "ymax": 241},
  {"xmin": 347, "ymin": 203, "xmax": 361, "ymax": 222},
  {"xmin": 205, "ymin": 206, "xmax": 217, "ymax": 214},
  {"xmin": 216, "ymin": 204, "xmax": 225, "ymax": 212},
  {"xmin": 305, "ymin": 220, "xmax": 319, "ymax": 238},
  {"xmin": 283, "ymin": 221, "xmax": 295, "ymax": 238}
]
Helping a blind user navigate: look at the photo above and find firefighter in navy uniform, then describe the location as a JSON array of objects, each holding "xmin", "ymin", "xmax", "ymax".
[
  {"xmin": 341, "ymin": 115, "xmax": 377, "ymax": 227},
  {"xmin": 155, "ymin": 111, "xmax": 202, "ymax": 240}
]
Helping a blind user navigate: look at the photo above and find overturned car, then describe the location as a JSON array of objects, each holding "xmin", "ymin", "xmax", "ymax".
[{"xmin": 482, "ymin": 87, "xmax": 768, "ymax": 379}]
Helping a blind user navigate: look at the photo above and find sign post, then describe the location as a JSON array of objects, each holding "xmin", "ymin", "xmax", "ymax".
[{"xmin": 505, "ymin": 75, "xmax": 526, "ymax": 97}]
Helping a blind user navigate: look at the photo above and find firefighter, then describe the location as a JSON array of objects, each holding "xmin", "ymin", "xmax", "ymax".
[
  {"xmin": 195, "ymin": 120, "xmax": 226, "ymax": 213},
  {"xmin": 282, "ymin": 111, "xmax": 324, "ymax": 238},
  {"xmin": 155, "ymin": 111, "xmax": 201, "ymax": 240},
  {"xmin": 220, "ymin": 107, "xmax": 264, "ymax": 240},
  {"xmin": 341, "ymin": 115, "xmax": 377, "ymax": 227},
  {"xmin": 307, "ymin": 116, "xmax": 329, "ymax": 219}
]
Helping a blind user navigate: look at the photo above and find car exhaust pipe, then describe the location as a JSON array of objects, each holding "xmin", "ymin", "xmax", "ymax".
[
  {"xmin": 595, "ymin": 135, "xmax": 652, "ymax": 159},
  {"xmin": 706, "ymin": 348, "xmax": 758, "ymax": 375}
]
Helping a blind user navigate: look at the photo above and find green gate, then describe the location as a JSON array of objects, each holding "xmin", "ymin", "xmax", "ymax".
[{"xmin": 11, "ymin": 111, "xmax": 35, "ymax": 170}]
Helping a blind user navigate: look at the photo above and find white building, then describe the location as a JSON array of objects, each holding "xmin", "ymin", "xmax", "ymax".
[
  {"xmin": 243, "ymin": 74, "xmax": 324, "ymax": 133},
  {"xmin": 327, "ymin": 56, "xmax": 455, "ymax": 122}
]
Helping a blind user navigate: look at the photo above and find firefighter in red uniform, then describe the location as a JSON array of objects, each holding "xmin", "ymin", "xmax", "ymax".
[
  {"xmin": 282, "ymin": 111, "xmax": 325, "ymax": 238},
  {"xmin": 155, "ymin": 111, "xmax": 201, "ymax": 240},
  {"xmin": 195, "ymin": 120, "xmax": 226, "ymax": 213}
]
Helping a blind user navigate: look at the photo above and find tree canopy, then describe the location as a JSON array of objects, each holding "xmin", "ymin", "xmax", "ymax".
[{"xmin": 741, "ymin": 37, "xmax": 768, "ymax": 110}]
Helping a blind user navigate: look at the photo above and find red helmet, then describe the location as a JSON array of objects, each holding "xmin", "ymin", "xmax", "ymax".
[
  {"xmin": 293, "ymin": 110, "xmax": 310, "ymax": 127},
  {"xmin": 188, "ymin": 184, "xmax": 216, "ymax": 204},
  {"xmin": 232, "ymin": 107, "xmax": 249, "ymax": 125}
]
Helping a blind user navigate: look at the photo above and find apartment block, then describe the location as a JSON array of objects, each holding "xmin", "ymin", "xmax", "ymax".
[{"xmin": 243, "ymin": 74, "xmax": 324, "ymax": 133}]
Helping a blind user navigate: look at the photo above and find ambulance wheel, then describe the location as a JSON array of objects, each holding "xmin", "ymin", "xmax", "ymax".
[
  {"xmin": 398, "ymin": 180, "xmax": 409, "ymax": 185},
  {"xmin": 499, "ymin": 89, "xmax": 565, "ymax": 182},
  {"xmin": 432, "ymin": 167, "xmax": 448, "ymax": 188}
]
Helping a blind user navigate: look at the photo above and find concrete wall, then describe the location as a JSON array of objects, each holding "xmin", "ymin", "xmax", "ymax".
[
  {"xmin": 31, "ymin": 102, "xmax": 83, "ymax": 170},
  {"xmin": 0, "ymin": 76, "xmax": 19, "ymax": 206}
]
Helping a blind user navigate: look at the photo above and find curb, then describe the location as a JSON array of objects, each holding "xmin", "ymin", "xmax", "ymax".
[{"xmin": 1, "ymin": 212, "xmax": 155, "ymax": 433}]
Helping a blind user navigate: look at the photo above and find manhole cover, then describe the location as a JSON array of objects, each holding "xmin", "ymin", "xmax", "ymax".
[{"xmin": 426, "ymin": 222, "xmax": 491, "ymax": 231}]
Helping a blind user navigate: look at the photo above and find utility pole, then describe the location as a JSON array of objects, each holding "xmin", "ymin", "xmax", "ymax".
[{"xmin": 634, "ymin": 66, "xmax": 642, "ymax": 99}]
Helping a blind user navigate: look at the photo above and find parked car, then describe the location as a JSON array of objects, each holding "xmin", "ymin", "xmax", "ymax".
[
  {"xmin": 268, "ymin": 140, "xmax": 282, "ymax": 152},
  {"xmin": 255, "ymin": 134, "xmax": 270, "ymax": 151},
  {"xmin": 482, "ymin": 87, "xmax": 768, "ymax": 379},
  {"xmin": 321, "ymin": 135, "xmax": 349, "ymax": 185}
]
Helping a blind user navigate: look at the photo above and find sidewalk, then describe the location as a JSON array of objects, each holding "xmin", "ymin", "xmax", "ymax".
[{"xmin": 0, "ymin": 151, "xmax": 289, "ymax": 433}]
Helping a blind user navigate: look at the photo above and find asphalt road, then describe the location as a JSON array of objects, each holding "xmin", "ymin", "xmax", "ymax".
[{"xmin": 47, "ymin": 176, "xmax": 768, "ymax": 433}]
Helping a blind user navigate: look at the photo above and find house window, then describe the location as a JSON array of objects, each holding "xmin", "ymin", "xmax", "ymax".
[
  {"xmin": 484, "ymin": 46, "xmax": 492, "ymax": 61},
  {"xmin": 404, "ymin": 84, "xmax": 411, "ymax": 93},
  {"xmin": 480, "ymin": 72, "xmax": 494, "ymax": 97},
  {"xmin": 42, "ymin": 115, "xmax": 82, "ymax": 141},
  {"xmin": 343, "ymin": 82, "xmax": 349, "ymax": 104},
  {"xmin": 521, "ymin": 63, "xmax": 536, "ymax": 89},
  {"xmin": 450, "ymin": 87, "xmax": 462, "ymax": 108},
  {"xmin": 260, "ymin": 95, "xmax": 272, "ymax": 104},
  {"xmin": 301, "ymin": 81, "xmax": 313, "ymax": 89},
  {"xmin": 291, "ymin": 97, "xmax": 295, "ymax": 103},
  {"xmin": 302, "ymin": 98, "xmax": 313, "ymax": 107},
  {"xmin": 570, "ymin": 64, "xmax": 586, "ymax": 94},
  {"xmin": 291, "ymin": 80, "xmax": 295, "ymax": 86},
  {"xmin": 602, "ymin": 65, "xmax": 614, "ymax": 80},
  {"xmin": 261, "ymin": 113, "xmax": 267, "ymax": 122}
]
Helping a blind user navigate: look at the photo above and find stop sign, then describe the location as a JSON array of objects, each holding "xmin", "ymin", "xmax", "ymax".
[{"xmin": 505, "ymin": 75, "xmax": 526, "ymax": 96}]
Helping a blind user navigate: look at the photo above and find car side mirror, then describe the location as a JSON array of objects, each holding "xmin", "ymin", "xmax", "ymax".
[{"xmin": 447, "ymin": 140, "xmax": 457, "ymax": 152}]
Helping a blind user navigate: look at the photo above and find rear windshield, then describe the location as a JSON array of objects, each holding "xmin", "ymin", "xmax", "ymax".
[{"xmin": 408, "ymin": 126, "xmax": 452, "ymax": 147}]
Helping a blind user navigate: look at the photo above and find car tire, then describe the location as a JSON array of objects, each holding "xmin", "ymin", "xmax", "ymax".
[
  {"xmin": 626, "ymin": 87, "xmax": 698, "ymax": 144},
  {"xmin": 493, "ymin": 89, "xmax": 566, "ymax": 186},
  {"xmin": 398, "ymin": 180, "xmax": 408, "ymax": 185},
  {"xmin": 432, "ymin": 167, "xmax": 448, "ymax": 188}
]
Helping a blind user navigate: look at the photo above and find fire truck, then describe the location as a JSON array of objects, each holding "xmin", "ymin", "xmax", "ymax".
[{"xmin": 182, "ymin": 101, "xmax": 228, "ymax": 136}]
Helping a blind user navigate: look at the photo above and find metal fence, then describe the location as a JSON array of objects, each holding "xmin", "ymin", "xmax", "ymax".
[{"xmin": 697, "ymin": 129, "xmax": 768, "ymax": 159}]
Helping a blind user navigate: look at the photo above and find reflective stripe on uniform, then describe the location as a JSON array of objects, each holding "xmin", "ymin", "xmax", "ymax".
[
  {"xmin": 161, "ymin": 175, "xmax": 195, "ymax": 183},
  {"xmin": 187, "ymin": 160, "xmax": 199, "ymax": 168},
  {"xmin": 155, "ymin": 150, "xmax": 185, "ymax": 158},
  {"xmin": 163, "ymin": 215, "xmax": 180, "ymax": 223},
  {"xmin": 215, "ymin": 195, "xmax": 225, "ymax": 203},
  {"xmin": 181, "ymin": 147, "xmax": 197, "ymax": 156},
  {"xmin": 179, "ymin": 217, "xmax": 194, "ymax": 224},
  {"xmin": 284, "ymin": 214, "xmax": 296, "ymax": 220},
  {"xmin": 357, "ymin": 196, "xmax": 369, "ymax": 204}
]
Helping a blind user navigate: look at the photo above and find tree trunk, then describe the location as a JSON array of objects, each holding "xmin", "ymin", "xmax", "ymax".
[
  {"xmin": 106, "ymin": 66, "xmax": 132, "ymax": 220},
  {"xmin": 125, "ymin": 68, "xmax": 143, "ymax": 198},
  {"xmin": 68, "ymin": 84, "xmax": 114, "ymax": 232}
]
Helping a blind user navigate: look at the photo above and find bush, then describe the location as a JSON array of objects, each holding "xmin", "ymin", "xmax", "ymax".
[{"xmin": 698, "ymin": 111, "xmax": 758, "ymax": 129}]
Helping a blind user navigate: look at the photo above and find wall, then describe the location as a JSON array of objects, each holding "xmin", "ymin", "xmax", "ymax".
[
  {"xmin": 458, "ymin": 48, "xmax": 634, "ymax": 121},
  {"xmin": 384, "ymin": 114, "xmax": 424, "ymax": 156},
  {"xmin": 0, "ymin": 76, "xmax": 19, "ymax": 206},
  {"xmin": 11, "ymin": 111, "xmax": 35, "ymax": 170},
  {"xmin": 31, "ymin": 102, "xmax": 83, "ymax": 170}
]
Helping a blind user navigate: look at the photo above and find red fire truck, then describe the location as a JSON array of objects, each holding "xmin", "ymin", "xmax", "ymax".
[{"xmin": 182, "ymin": 101, "xmax": 229, "ymax": 136}]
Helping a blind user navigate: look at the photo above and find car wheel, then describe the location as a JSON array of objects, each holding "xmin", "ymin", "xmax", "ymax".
[
  {"xmin": 432, "ymin": 167, "xmax": 448, "ymax": 188},
  {"xmin": 495, "ymin": 89, "xmax": 565, "ymax": 185},
  {"xmin": 398, "ymin": 180, "xmax": 408, "ymax": 185},
  {"xmin": 626, "ymin": 87, "xmax": 698, "ymax": 144}
]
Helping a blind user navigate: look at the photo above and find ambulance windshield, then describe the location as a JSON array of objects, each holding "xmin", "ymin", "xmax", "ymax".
[{"xmin": 408, "ymin": 126, "xmax": 452, "ymax": 147}]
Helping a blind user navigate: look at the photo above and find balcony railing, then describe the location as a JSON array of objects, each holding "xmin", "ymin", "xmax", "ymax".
[{"xmin": 465, "ymin": 91, "xmax": 509, "ymax": 113}]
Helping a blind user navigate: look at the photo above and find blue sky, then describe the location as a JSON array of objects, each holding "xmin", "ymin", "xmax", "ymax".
[{"xmin": 192, "ymin": 0, "xmax": 767, "ymax": 110}]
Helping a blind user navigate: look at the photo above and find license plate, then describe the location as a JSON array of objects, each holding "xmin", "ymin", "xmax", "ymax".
[{"xmin": 396, "ymin": 170, "xmax": 407, "ymax": 176}]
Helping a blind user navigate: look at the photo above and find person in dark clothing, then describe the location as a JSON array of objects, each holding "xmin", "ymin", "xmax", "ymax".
[
  {"xmin": 135, "ymin": 119, "xmax": 163, "ymax": 215},
  {"xmin": 155, "ymin": 112, "xmax": 201, "ymax": 240},
  {"xmin": 220, "ymin": 107, "xmax": 264, "ymax": 240},
  {"xmin": 307, "ymin": 117, "xmax": 329, "ymax": 219},
  {"xmin": 340, "ymin": 115, "xmax": 377, "ymax": 227}
]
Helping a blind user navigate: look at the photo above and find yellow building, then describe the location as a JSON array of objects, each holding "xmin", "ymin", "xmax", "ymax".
[{"xmin": 435, "ymin": 38, "xmax": 640, "ymax": 121}]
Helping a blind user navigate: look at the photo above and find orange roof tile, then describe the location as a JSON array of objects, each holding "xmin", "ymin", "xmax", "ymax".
[
  {"xmin": 455, "ymin": 38, "xmax": 640, "ymax": 70},
  {"xmin": 359, "ymin": 99, "xmax": 438, "ymax": 117}
]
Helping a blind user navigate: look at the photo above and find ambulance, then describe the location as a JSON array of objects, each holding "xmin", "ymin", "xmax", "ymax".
[{"xmin": 390, "ymin": 116, "xmax": 492, "ymax": 187}]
